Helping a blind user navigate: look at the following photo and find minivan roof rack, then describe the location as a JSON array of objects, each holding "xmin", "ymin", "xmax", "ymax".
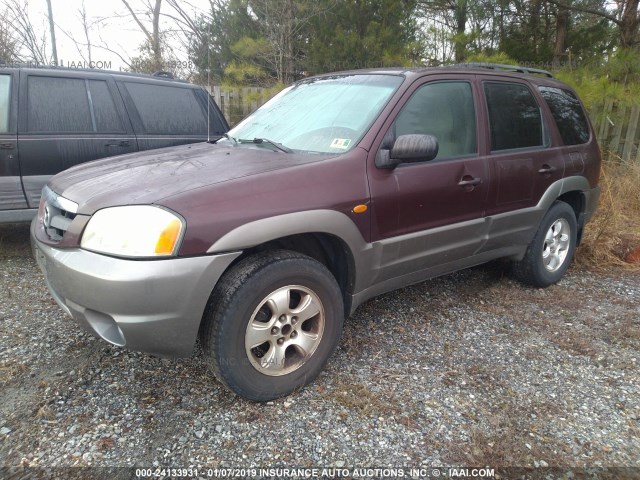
[
  {"xmin": 452, "ymin": 63, "xmax": 554, "ymax": 78},
  {"xmin": 152, "ymin": 70, "xmax": 174, "ymax": 79}
]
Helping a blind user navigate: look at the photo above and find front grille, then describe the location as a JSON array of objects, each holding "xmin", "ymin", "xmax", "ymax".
[{"xmin": 41, "ymin": 186, "xmax": 78, "ymax": 241}]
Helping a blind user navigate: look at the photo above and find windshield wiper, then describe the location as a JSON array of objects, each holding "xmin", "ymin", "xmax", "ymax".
[{"xmin": 237, "ymin": 137, "xmax": 292, "ymax": 153}]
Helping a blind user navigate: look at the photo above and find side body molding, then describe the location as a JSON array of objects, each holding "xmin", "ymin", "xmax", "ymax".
[
  {"xmin": 207, "ymin": 209, "xmax": 374, "ymax": 293},
  {"xmin": 205, "ymin": 177, "xmax": 596, "ymax": 316}
]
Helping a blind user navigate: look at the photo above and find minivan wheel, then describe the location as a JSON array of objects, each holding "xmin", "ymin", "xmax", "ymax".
[
  {"xmin": 201, "ymin": 250, "xmax": 344, "ymax": 401},
  {"xmin": 512, "ymin": 201, "xmax": 577, "ymax": 288}
]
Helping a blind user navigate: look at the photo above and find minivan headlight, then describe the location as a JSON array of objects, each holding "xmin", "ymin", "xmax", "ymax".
[{"xmin": 81, "ymin": 206, "xmax": 184, "ymax": 258}]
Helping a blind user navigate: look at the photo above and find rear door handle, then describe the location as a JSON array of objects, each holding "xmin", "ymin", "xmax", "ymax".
[
  {"xmin": 538, "ymin": 165, "xmax": 557, "ymax": 174},
  {"xmin": 105, "ymin": 140, "xmax": 131, "ymax": 147},
  {"xmin": 0, "ymin": 142, "xmax": 15, "ymax": 149},
  {"xmin": 457, "ymin": 176, "xmax": 482, "ymax": 187}
]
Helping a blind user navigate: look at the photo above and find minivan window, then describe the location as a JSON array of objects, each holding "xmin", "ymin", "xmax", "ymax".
[
  {"xmin": 538, "ymin": 86, "xmax": 590, "ymax": 145},
  {"xmin": 27, "ymin": 76, "xmax": 93, "ymax": 133},
  {"xmin": 394, "ymin": 81, "xmax": 476, "ymax": 159},
  {"xmin": 484, "ymin": 82, "xmax": 543, "ymax": 151},
  {"xmin": 0, "ymin": 75, "xmax": 10, "ymax": 132},
  {"xmin": 124, "ymin": 82, "xmax": 207, "ymax": 135},
  {"xmin": 88, "ymin": 80, "xmax": 125, "ymax": 133}
]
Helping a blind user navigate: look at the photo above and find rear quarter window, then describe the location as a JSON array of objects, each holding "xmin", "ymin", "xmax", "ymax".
[
  {"xmin": 123, "ymin": 82, "xmax": 207, "ymax": 135},
  {"xmin": 538, "ymin": 86, "xmax": 590, "ymax": 145}
]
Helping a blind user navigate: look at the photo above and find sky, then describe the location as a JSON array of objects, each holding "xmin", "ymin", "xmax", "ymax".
[{"xmin": 25, "ymin": 0, "xmax": 212, "ymax": 71}]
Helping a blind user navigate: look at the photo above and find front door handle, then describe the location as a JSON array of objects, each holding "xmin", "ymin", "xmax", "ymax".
[
  {"xmin": 0, "ymin": 142, "xmax": 15, "ymax": 149},
  {"xmin": 457, "ymin": 176, "xmax": 482, "ymax": 188},
  {"xmin": 105, "ymin": 140, "xmax": 131, "ymax": 147},
  {"xmin": 538, "ymin": 165, "xmax": 558, "ymax": 175}
]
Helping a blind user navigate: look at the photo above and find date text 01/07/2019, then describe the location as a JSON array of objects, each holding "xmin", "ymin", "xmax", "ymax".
[{"xmin": 134, "ymin": 467, "xmax": 497, "ymax": 479}]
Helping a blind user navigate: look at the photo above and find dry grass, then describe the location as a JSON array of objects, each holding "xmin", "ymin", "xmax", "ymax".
[
  {"xmin": 452, "ymin": 401, "xmax": 564, "ymax": 468},
  {"xmin": 576, "ymin": 156, "xmax": 640, "ymax": 269},
  {"xmin": 330, "ymin": 380, "xmax": 399, "ymax": 417},
  {"xmin": 0, "ymin": 360, "xmax": 29, "ymax": 385}
]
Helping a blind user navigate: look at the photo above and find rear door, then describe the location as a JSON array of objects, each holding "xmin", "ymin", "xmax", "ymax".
[
  {"xmin": 18, "ymin": 70, "xmax": 137, "ymax": 207},
  {"xmin": 478, "ymin": 77, "xmax": 565, "ymax": 253},
  {"xmin": 116, "ymin": 80, "xmax": 213, "ymax": 151},
  {"xmin": 0, "ymin": 69, "xmax": 24, "ymax": 211}
]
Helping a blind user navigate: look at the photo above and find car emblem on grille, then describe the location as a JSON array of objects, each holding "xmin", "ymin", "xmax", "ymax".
[{"xmin": 43, "ymin": 204, "xmax": 51, "ymax": 229}]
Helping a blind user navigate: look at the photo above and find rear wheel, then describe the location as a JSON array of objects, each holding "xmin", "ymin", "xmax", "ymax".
[
  {"xmin": 513, "ymin": 201, "xmax": 577, "ymax": 288},
  {"xmin": 201, "ymin": 250, "xmax": 344, "ymax": 401}
]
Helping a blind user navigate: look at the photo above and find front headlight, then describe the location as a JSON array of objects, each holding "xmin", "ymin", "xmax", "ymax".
[{"xmin": 81, "ymin": 205, "xmax": 184, "ymax": 258}]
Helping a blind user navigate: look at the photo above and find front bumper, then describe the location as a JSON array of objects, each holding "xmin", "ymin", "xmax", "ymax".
[{"xmin": 31, "ymin": 219, "xmax": 240, "ymax": 357}]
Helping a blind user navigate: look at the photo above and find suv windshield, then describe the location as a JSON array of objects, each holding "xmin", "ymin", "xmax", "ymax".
[{"xmin": 225, "ymin": 74, "xmax": 404, "ymax": 154}]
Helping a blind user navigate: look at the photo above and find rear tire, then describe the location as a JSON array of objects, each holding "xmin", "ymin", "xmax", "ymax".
[
  {"xmin": 512, "ymin": 201, "xmax": 577, "ymax": 288},
  {"xmin": 201, "ymin": 250, "xmax": 344, "ymax": 401}
]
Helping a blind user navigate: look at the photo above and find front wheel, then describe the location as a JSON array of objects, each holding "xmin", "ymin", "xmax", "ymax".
[
  {"xmin": 512, "ymin": 201, "xmax": 577, "ymax": 288},
  {"xmin": 201, "ymin": 250, "xmax": 344, "ymax": 401}
]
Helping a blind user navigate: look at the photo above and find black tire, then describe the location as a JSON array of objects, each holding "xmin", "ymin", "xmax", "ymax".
[
  {"xmin": 512, "ymin": 201, "xmax": 577, "ymax": 288},
  {"xmin": 201, "ymin": 250, "xmax": 344, "ymax": 401}
]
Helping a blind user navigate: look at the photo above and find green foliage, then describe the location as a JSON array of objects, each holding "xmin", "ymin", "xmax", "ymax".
[
  {"xmin": 465, "ymin": 52, "xmax": 519, "ymax": 65},
  {"xmin": 556, "ymin": 50, "xmax": 640, "ymax": 111},
  {"xmin": 304, "ymin": 0, "xmax": 419, "ymax": 74},
  {"xmin": 222, "ymin": 61, "xmax": 271, "ymax": 87}
]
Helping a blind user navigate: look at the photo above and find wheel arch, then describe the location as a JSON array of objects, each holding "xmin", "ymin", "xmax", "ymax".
[{"xmin": 206, "ymin": 210, "xmax": 368, "ymax": 316}]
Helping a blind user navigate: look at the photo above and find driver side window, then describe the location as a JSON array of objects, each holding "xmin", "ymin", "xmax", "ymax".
[{"xmin": 392, "ymin": 81, "xmax": 477, "ymax": 160}]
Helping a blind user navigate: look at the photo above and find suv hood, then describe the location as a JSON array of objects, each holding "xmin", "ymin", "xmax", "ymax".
[{"xmin": 49, "ymin": 142, "xmax": 329, "ymax": 215}]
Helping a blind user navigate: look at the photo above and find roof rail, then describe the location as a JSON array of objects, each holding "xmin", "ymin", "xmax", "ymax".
[
  {"xmin": 152, "ymin": 70, "xmax": 174, "ymax": 79},
  {"xmin": 453, "ymin": 62, "xmax": 554, "ymax": 78}
]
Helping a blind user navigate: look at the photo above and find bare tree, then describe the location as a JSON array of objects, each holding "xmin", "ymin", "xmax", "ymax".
[
  {"xmin": 121, "ymin": 0, "xmax": 164, "ymax": 70},
  {"xmin": 4, "ymin": 0, "xmax": 51, "ymax": 64},
  {"xmin": 250, "ymin": 0, "xmax": 331, "ymax": 83},
  {"xmin": 53, "ymin": 1, "xmax": 98, "ymax": 65},
  {"xmin": 79, "ymin": 0, "xmax": 93, "ymax": 64},
  {"xmin": 0, "ymin": 7, "xmax": 20, "ymax": 62}
]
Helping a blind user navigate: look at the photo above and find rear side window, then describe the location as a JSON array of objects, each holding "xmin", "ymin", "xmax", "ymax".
[
  {"xmin": 484, "ymin": 82, "xmax": 543, "ymax": 151},
  {"xmin": 0, "ymin": 75, "xmax": 10, "ymax": 132},
  {"xmin": 88, "ymin": 80, "xmax": 125, "ymax": 133},
  {"xmin": 394, "ymin": 81, "xmax": 477, "ymax": 159},
  {"xmin": 123, "ymin": 82, "xmax": 207, "ymax": 135},
  {"xmin": 538, "ymin": 86, "xmax": 590, "ymax": 145},
  {"xmin": 28, "ymin": 76, "xmax": 93, "ymax": 133}
]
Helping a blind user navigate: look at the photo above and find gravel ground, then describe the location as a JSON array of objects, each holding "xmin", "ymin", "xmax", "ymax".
[{"xmin": 1, "ymin": 222, "xmax": 639, "ymax": 475}]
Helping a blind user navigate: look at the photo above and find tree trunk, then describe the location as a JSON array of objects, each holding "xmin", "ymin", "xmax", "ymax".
[
  {"xmin": 620, "ymin": 0, "xmax": 640, "ymax": 48},
  {"xmin": 152, "ymin": 0, "xmax": 163, "ymax": 70},
  {"xmin": 454, "ymin": 0, "xmax": 468, "ymax": 62},
  {"xmin": 553, "ymin": 0, "xmax": 570, "ymax": 68},
  {"xmin": 46, "ymin": 0, "xmax": 58, "ymax": 65}
]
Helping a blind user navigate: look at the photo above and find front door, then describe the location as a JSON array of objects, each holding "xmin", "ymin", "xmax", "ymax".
[{"xmin": 367, "ymin": 78, "xmax": 490, "ymax": 283}]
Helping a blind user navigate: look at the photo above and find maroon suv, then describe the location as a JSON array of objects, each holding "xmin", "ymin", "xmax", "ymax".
[{"xmin": 31, "ymin": 65, "xmax": 601, "ymax": 401}]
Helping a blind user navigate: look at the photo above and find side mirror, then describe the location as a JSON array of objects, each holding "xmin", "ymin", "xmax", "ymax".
[
  {"xmin": 375, "ymin": 134, "xmax": 439, "ymax": 169},
  {"xmin": 391, "ymin": 134, "xmax": 439, "ymax": 162}
]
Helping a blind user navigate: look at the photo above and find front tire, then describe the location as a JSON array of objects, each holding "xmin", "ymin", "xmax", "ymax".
[
  {"xmin": 513, "ymin": 201, "xmax": 577, "ymax": 288},
  {"xmin": 201, "ymin": 250, "xmax": 344, "ymax": 401}
]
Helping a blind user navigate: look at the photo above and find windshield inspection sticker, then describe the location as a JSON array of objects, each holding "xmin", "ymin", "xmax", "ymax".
[{"xmin": 330, "ymin": 138, "xmax": 351, "ymax": 149}]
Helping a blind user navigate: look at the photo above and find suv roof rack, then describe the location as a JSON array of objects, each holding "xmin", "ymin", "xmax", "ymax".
[{"xmin": 453, "ymin": 63, "xmax": 554, "ymax": 78}]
